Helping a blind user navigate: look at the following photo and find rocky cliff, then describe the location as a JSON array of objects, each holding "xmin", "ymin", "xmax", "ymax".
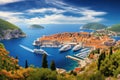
[
  {"xmin": 0, "ymin": 29, "xmax": 26, "ymax": 40},
  {"xmin": 0, "ymin": 18, "xmax": 26, "ymax": 40}
]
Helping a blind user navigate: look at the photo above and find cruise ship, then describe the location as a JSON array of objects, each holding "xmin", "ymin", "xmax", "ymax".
[
  {"xmin": 34, "ymin": 49, "xmax": 48, "ymax": 55},
  {"xmin": 59, "ymin": 44, "xmax": 71, "ymax": 52},
  {"xmin": 72, "ymin": 44, "xmax": 82, "ymax": 51}
]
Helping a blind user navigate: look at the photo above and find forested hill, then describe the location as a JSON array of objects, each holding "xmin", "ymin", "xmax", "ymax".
[
  {"xmin": 108, "ymin": 24, "xmax": 120, "ymax": 32},
  {"xmin": 82, "ymin": 23, "xmax": 107, "ymax": 30}
]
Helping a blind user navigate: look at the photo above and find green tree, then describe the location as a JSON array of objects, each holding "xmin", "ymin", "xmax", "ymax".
[
  {"xmin": 50, "ymin": 60, "xmax": 56, "ymax": 71},
  {"xmin": 97, "ymin": 48, "xmax": 100, "ymax": 54},
  {"xmin": 0, "ymin": 43, "xmax": 4, "ymax": 48},
  {"xmin": 100, "ymin": 50, "xmax": 120, "ymax": 77},
  {"xmin": 89, "ymin": 72, "xmax": 105, "ymax": 80},
  {"xmin": 41, "ymin": 54, "xmax": 48, "ymax": 68},
  {"xmin": 98, "ymin": 52, "xmax": 106, "ymax": 70},
  {"xmin": 69, "ymin": 70, "xmax": 77, "ymax": 76},
  {"xmin": 109, "ymin": 47, "xmax": 113, "ymax": 56},
  {"xmin": 25, "ymin": 60, "xmax": 28, "ymax": 68},
  {"xmin": 27, "ymin": 68, "xmax": 57, "ymax": 80},
  {"xmin": 15, "ymin": 56, "xmax": 18, "ymax": 59}
]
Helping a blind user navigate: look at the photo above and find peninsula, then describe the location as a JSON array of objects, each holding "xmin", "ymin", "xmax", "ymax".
[{"xmin": 34, "ymin": 32, "xmax": 115, "ymax": 49}]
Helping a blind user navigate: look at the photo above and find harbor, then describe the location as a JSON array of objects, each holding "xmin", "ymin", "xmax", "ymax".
[
  {"xmin": 66, "ymin": 55, "xmax": 81, "ymax": 61},
  {"xmin": 33, "ymin": 32, "xmax": 116, "ymax": 49}
]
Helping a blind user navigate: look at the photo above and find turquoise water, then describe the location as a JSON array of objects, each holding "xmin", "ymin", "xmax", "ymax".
[{"xmin": 0, "ymin": 24, "xmax": 93, "ymax": 71}]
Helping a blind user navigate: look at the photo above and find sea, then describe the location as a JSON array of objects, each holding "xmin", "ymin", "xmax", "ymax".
[{"xmin": 0, "ymin": 24, "xmax": 119, "ymax": 71}]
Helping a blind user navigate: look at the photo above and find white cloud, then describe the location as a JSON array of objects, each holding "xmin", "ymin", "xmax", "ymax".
[
  {"xmin": 25, "ymin": 14, "xmax": 105, "ymax": 24},
  {"xmin": 80, "ymin": 9, "xmax": 107, "ymax": 17},
  {"xmin": 0, "ymin": 0, "xmax": 23, "ymax": 5},
  {"xmin": 0, "ymin": 11, "xmax": 24, "ymax": 23},
  {"xmin": 27, "ymin": 8, "xmax": 65, "ymax": 14},
  {"xmin": 45, "ymin": 0, "xmax": 107, "ymax": 17},
  {"xmin": 0, "ymin": 10, "xmax": 104, "ymax": 24},
  {"xmin": 0, "ymin": 0, "xmax": 107, "ymax": 25},
  {"xmin": 0, "ymin": 10, "xmax": 105, "ymax": 25}
]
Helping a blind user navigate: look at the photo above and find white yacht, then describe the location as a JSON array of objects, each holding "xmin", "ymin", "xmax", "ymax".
[
  {"xmin": 72, "ymin": 44, "xmax": 82, "ymax": 51},
  {"xmin": 59, "ymin": 44, "xmax": 71, "ymax": 52},
  {"xmin": 33, "ymin": 40, "xmax": 36, "ymax": 46},
  {"xmin": 80, "ymin": 48, "xmax": 89, "ymax": 52},
  {"xmin": 34, "ymin": 49, "xmax": 47, "ymax": 55}
]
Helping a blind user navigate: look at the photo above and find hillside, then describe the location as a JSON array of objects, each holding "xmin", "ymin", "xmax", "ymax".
[
  {"xmin": 108, "ymin": 24, "xmax": 120, "ymax": 32},
  {"xmin": 0, "ymin": 19, "xmax": 26, "ymax": 40},
  {"xmin": 82, "ymin": 23, "xmax": 107, "ymax": 30},
  {"xmin": 0, "ymin": 19, "xmax": 19, "ymax": 30},
  {"xmin": 1, "ymin": 42, "xmax": 120, "ymax": 79},
  {"xmin": 29, "ymin": 24, "xmax": 44, "ymax": 29}
]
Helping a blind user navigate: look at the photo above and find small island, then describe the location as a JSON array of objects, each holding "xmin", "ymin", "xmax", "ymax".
[
  {"xmin": 29, "ymin": 24, "xmax": 44, "ymax": 29},
  {"xmin": 0, "ymin": 18, "xmax": 26, "ymax": 40}
]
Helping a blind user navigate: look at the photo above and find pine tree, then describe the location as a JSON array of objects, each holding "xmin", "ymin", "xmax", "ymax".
[
  {"xmin": 15, "ymin": 56, "xmax": 18, "ymax": 59},
  {"xmin": 98, "ymin": 52, "xmax": 106, "ymax": 70},
  {"xmin": 41, "ymin": 54, "xmax": 48, "ymax": 68},
  {"xmin": 50, "ymin": 60, "xmax": 56, "ymax": 71},
  {"xmin": 25, "ymin": 60, "xmax": 28, "ymax": 68},
  {"xmin": 97, "ymin": 48, "xmax": 100, "ymax": 54},
  {"xmin": 110, "ymin": 47, "xmax": 113, "ymax": 55}
]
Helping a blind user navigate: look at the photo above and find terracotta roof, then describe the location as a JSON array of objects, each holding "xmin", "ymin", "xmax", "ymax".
[{"xmin": 75, "ymin": 67, "xmax": 81, "ymax": 71}]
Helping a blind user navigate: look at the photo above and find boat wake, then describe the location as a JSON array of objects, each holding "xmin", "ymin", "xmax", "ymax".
[
  {"xmin": 19, "ymin": 44, "xmax": 34, "ymax": 53},
  {"xmin": 19, "ymin": 44, "xmax": 50, "ymax": 56}
]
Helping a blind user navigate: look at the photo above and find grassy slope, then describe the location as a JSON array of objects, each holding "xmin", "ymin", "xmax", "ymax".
[
  {"xmin": 0, "ymin": 18, "xmax": 25, "ymax": 37},
  {"xmin": 0, "ymin": 18, "xmax": 19, "ymax": 31}
]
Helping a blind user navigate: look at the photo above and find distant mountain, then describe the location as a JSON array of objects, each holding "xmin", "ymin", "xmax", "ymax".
[
  {"xmin": 108, "ymin": 24, "xmax": 120, "ymax": 32},
  {"xmin": 82, "ymin": 23, "xmax": 107, "ymax": 30},
  {"xmin": 30, "ymin": 24, "xmax": 44, "ymax": 29},
  {"xmin": 0, "ymin": 19, "xmax": 26, "ymax": 40}
]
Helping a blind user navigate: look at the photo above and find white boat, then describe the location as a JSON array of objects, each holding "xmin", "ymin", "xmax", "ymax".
[
  {"xmin": 32, "ymin": 40, "xmax": 41, "ymax": 46},
  {"xmin": 80, "ymin": 48, "xmax": 89, "ymax": 52},
  {"xmin": 59, "ymin": 45, "xmax": 71, "ymax": 52},
  {"xmin": 72, "ymin": 45, "xmax": 82, "ymax": 51},
  {"xmin": 32, "ymin": 41, "xmax": 36, "ymax": 46},
  {"xmin": 34, "ymin": 49, "xmax": 47, "ymax": 55}
]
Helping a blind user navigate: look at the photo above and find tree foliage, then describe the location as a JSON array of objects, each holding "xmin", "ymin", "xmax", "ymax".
[
  {"xmin": 41, "ymin": 54, "xmax": 48, "ymax": 68},
  {"xmin": 97, "ymin": 52, "xmax": 106, "ymax": 70},
  {"xmin": 50, "ymin": 60, "xmax": 56, "ymax": 71},
  {"xmin": 0, "ymin": 43, "xmax": 4, "ymax": 48},
  {"xmin": 109, "ymin": 47, "xmax": 113, "ymax": 56},
  {"xmin": 100, "ymin": 50, "xmax": 120, "ymax": 77},
  {"xmin": 82, "ymin": 22, "xmax": 107, "ymax": 30},
  {"xmin": 25, "ymin": 60, "xmax": 28, "ymax": 68},
  {"xmin": 27, "ymin": 68, "xmax": 57, "ymax": 80},
  {"xmin": 109, "ymin": 24, "xmax": 120, "ymax": 32}
]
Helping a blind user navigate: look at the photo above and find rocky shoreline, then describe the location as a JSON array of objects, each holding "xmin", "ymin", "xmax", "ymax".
[{"xmin": 0, "ymin": 29, "xmax": 26, "ymax": 40}]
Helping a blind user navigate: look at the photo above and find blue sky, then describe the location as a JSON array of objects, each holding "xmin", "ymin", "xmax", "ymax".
[{"xmin": 0, "ymin": 0, "xmax": 119, "ymax": 25}]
